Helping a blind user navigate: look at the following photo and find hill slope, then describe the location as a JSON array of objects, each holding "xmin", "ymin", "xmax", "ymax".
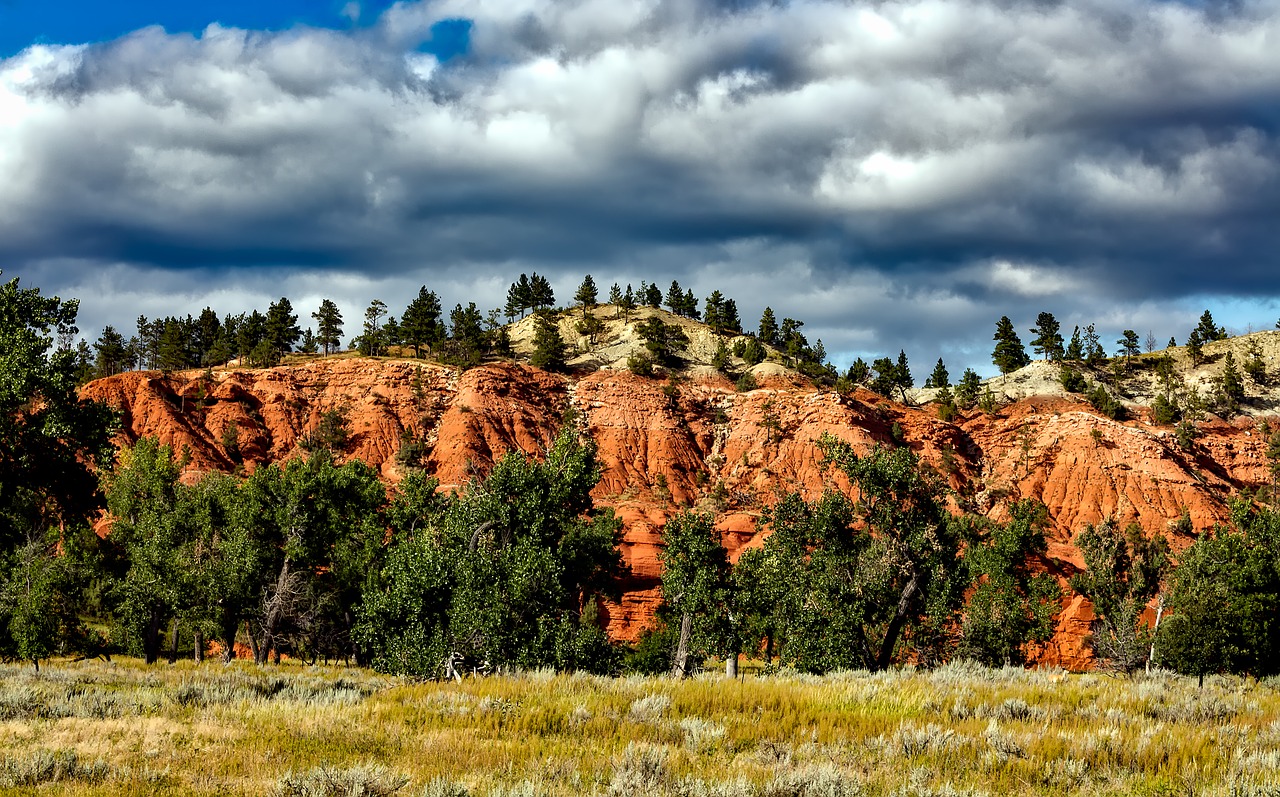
[{"xmin": 81, "ymin": 318, "xmax": 1280, "ymax": 668}]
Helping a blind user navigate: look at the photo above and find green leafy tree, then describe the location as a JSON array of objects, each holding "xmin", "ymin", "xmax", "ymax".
[
  {"xmin": 0, "ymin": 275, "xmax": 117, "ymax": 665},
  {"xmin": 955, "ymin": 501, "xmax": 1060, "ymax": 666},
  {"xmin": 741, "ymin": 440, "xmax": 964, "ymax": 672},
  {"xmin": 357, "ymin": 425, "xmax": 625, "ymax": 676},
  {"xmin": 659, "ymin": 512, "xmax": 736, "ymax": 678},
  {"xmin": 1029, "ymin": 312, "xmax": 1064, "ymax": 361},
  {"xmin": 1159, "ymin": 503, "xmax": 1280, "ymax": 681},
  {"xmin": 1070, "ymin": 519, "xmax": 1169, "ymax": 672},
  {"xmin": 992, "ymin": 316, "xmax": 1030, "ymax": 374}
]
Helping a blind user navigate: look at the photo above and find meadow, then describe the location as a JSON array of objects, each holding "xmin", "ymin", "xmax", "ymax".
[{"xmin": 0, "ymin": 660, "xmax": 1278, "ymax": 796}]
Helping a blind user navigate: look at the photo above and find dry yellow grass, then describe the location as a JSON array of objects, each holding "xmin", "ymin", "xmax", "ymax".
[{"xmin": 0, "ymin": 659, "xmax": 1278, "ymax": 796}]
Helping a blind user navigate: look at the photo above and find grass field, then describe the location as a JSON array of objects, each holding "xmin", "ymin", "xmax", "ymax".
[{"xmin": 0, "ymin": 659, "xmax": 1278, "ymax": 796}]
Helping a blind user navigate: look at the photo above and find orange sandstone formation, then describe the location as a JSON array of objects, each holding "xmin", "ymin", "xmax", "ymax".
[{"xmin": 82, "ymin": 357, "xmax": 1266, "ymax": 668}]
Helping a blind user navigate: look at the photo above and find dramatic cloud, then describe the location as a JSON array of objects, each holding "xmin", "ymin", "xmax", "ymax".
[{"xmin": 2, "ymin": 0, "xmax": 1278, "ymax": 373}]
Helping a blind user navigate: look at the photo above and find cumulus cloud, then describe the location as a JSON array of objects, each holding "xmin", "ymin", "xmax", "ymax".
[{"xmin": 2, "ymin": 0, "xmax": 1278, "ymax": 374}]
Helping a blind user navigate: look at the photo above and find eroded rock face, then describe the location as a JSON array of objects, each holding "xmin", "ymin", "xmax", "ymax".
[{"xmin": 83, "ymin": 358, "xmax": 1269, "ymax": 667}]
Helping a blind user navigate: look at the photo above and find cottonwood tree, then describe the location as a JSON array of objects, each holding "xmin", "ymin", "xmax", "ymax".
[
  {"xmin": 1159, "ymin": 503, "xmax": 1280, "ymax": 682},
  {"xmin": 1070, "ymin": 519, "xmax": 1169, "ymax": 672},
  {"xmin": 955, "ymin": 501, "xmax": 1060, "ymax": 666},
  {"xmin": 740, "ymin": 440, "xmax": 964, "ymax": 672},
  {"xmin": 0, "ymin": 273, "xmax": 117, "ymax": 667},
  {"xmin": 659, "ymin": 512, "xmax": 737, "ymax": 678},
  {"xmin": 357, "ymin": 424, "xmax": 625, "ymax": 677}
]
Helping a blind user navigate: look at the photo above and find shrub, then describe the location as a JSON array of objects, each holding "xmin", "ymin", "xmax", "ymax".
[
  {"xmin": 273, "ymin": 763, "xmax": 408, "ymax": 797},
  {"xmin": 628, "ymin": 353, "xmax": 655, "ymax": 378},
  {"xmin": 735, "ymin": 372, "xmax": 758, "ymax": 392}
]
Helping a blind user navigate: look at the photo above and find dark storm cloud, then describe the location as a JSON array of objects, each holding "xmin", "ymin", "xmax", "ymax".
[{"xmin": 2, "ymin": 0, "xmax": 1279, "ymax": 374}]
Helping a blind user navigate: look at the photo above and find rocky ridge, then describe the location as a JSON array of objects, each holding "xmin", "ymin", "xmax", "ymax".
[{"xmin": 81, "ymin": 324, "xmax": 1280, "ymax": 670}]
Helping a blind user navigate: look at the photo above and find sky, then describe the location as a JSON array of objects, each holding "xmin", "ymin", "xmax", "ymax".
[{"xmin": 2, "ymin": 0, "xmax": 1279, "ymax": 377}]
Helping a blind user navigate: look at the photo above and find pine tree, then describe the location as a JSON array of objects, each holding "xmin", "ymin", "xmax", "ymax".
[
  {"xmin": 1194, "ymin": 310, "xmax": 1227, "ymax": 342},
  {"xmin": 607, "ymin": 283, "xmax": 623, "ymax": 317},
  {"xmin": 665, "ymin": 281, "xmax": 684, "ymax": 315},
  {"xmin": 264, "ymin": 297, "xmax": 301, "ymax": 360},
  {"xmin": 1116, "ymin": 329, "xmax": 1141, "ymax": 366},
  {"xmin": 1066, "ymin": 326, "xmax": 1084, "ymax": 361},
  {"xmin": 312, "ymin": 300, "xmax": 344, "ymax": 355},
  {"xmin": 956, "ymin": 368, "xmax": 982, "ymax": 408},
  {"xmin": 506, "ymin": 274, "xmax": 533, "ymax": 320},
  {"xmin": 704, "ymin": 291, "xmax": 725, "ymax": 333},
  {"xmin": 927, "ymin": 357, "xmax": 949, "ymax": 388},
  {"xmin": 992, "ymin": 316, "xmax": 1030, "ymax": 374},
  {"xmin": 846, "ymin": 358, "xmax": 870, "ymax": 384},
  {"xmin": 683, "ymin": 289, "xmax": 700, "ymax": 320},
  {"xmin": 401, "ymin": 286, "xmax": 446, "ymax": 358},
  {"xmin": 530, "ymin": 273, "xmax": 554, "ymax": 311},
  {"xmin": 758, "ymin": 307, "xmax": 778, "ymax": 345},
  {"xmin": 642, "ymin": 281, "xmax": 663, "ymax": 308},
  {"xmin": 574, "ymin": 274, "xmax": 598, "ymax": 316},
  {"xmin": 1029, "ymin": 312, "xmax": 1064, "ymax": 361},
  {"xmin": 93, "ymin": 325, "xmax": 129, "ymax": 377},
  {"xmin": 722, "ymin": 298, "xmax": 740, "ymax": 333},
  {"xmin": 1220, "ymin": 350, "xmax": 1245, "ymax": 410},
  {"xmin": 360, "ymin": 299, "xmax": 388, "ymax": 357},
  {"xmin": 529, "ymin": 311, "xmax": 567, "ymax": 372},
  {"xmin": 1083, "ymin": 324, "xmax": 1106, "ymax": 367}
]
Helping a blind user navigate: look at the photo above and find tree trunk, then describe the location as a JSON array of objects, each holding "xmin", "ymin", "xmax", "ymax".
[
  {"xmin": 876, "ymin": 571, "xmax": 921, "ymax": 671},
  {"xmin": 248, "ymin": 621, "xmax": 262, "ymax": 665},
  {"xmin": 222, "ymin": 617, "xmax": 239, "ymax": 664},
  {"xmin": 1146, "ymin": 595, "xmax": 1164, "ymax": 672},
  {"xmin": 144, "ymin": 612, "xmax": 163, "ymax": 665},
  {"xmin": 168, "ymin": 622, "xmax": 180, "ymax": 664},
  {"xmin": 194, "ymin": 630, "xmax": 204, "ymax": 663},
  {"xmin": 671, "ymin": 613, "xmax": 693, "ymax": 679}
]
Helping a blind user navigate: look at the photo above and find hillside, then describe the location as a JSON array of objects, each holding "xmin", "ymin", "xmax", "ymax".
[{"xmin": 80, "ymin": 310, "xmax": 1280, "ymax": 669}]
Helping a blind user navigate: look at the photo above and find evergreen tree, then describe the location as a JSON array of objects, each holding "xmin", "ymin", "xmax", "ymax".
[
  {"xmin": 703, "ymin": 291, "xmax": 726, "ymax": 333},
  {"xmin": 312, "ymin": 300, "xmax": 344, "ymax": 355},
  {"xmin": 93, "ymin": 325, "xmax": 129, "ymax": 377},
  {"xmin": 444, "ymin": 303, "xmax": 487, "ymax": 368},
  {"xmin": 506, "ymin": 274, "xmax": 533, "ymax": 320},
  {"xmin": 636, "ymin": 317, "xmax": 690, "ymax": 367},
  {"xmin": 607, "ymin": 283, "xmax": 623, "ymax": 316},
  {"xmin": 194, "ymin": 307, "xmax": 221, "ymax": 363},
  {"xmin": 359, "ymin": 299, "xmax": 388, "ymax": 357},
  {"xmin": 1186, "ymin": 328, "xmax": 1204, "ymax": 366},
  {"xmin": 574, "ymin": 274, "xmax": 598, "ymax": 316},
  {"xmin": 955, "ymin": 368, "xmax": 982, "ymax": 408},
  {"xmin": 846, "ymin": 358, "xmax": 870, "ymax": 384},
  {"xmin": 529, "ymin": 273, "xmax": 554, "ymax": 311},
  {"xmin": 620, "ymin": 284, "xmax": 636, "ymax": 322},
  {"xmin": 992, "ymin": 316, "xmax": 1030, "ymax": 374},
  {"xmin": 1083, "ymin": 323, "xmax": 1106, "ymax": 367},
  {"xmin": 722, "ymin": 298, "xmax": 741, "ymax": 333},
  {"xmin": 400, "ymin": 287, "xmax": 446, "ymax": 358},
  {"xmin": 683, "ymin": 289, "xmax": 700, "ymax": 320},
  {"xmin": 298, "ymin": 328, "xmax": 319, "ymax": 354},
  {"xmin": 665, "ymin": 281, "xmax": 684, "ymax": 315},
  {"xmin": 530, "ymin": 312, "xmax": 567, "ymax": 372},
  {"xmin": 1029, "ymin": 312, "xmax": 1064, "ymax": 361},
  {"xmin": 642, "ymin": 282, "xmax": 663, "ymax": 308},
  {"xmin": 894, "ymin": 350, "xmax": 913, "ymax": 401},
  {"xmin": 926, "ymin": 357, "xmax": 949, "ymax": 389},
  {"xmin": 1066, "ymin": 326, "xmax": 1084, "ymax": 361},
  {"xmin": 758, "ymin": 307, "xmax": 779, "ymax": 345},
  {"xmin": 264, "ymin": 297, "xmax": 302, "ymax": 360},
  {"xmin": 1193, "ymin": 309, "xmax": 1227, "ymax": 342},
  {"xmin": 1116, "ymin": 329, "xmax": 1140, "ymax": 365},
  {"xmin": 1220, "ymin": 350, "xmax": 1245, "ymax": 410}
]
